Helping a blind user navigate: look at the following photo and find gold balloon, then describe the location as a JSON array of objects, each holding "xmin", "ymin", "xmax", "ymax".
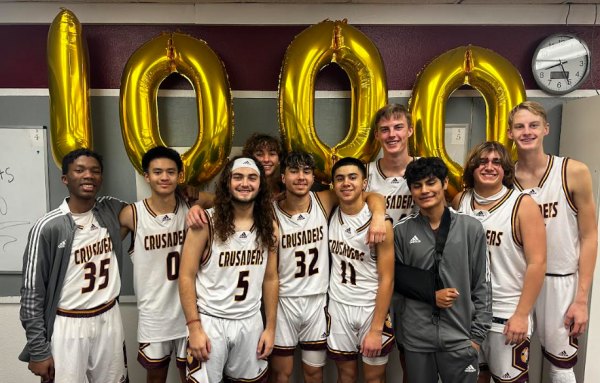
[
  {"xmin": 408, "ymin": 45, "xmax": 526, "ymax": 197},
  {"xmin": 120, "ymin": 32, "xmax": 233, "ymax": 185},
  {"xmin": 279, "ymin": 19, "xmax": 387, "ymax": 183},
  {"xmin": 48, "ymin": 9, "xmax": 92, "ymax": 168}
]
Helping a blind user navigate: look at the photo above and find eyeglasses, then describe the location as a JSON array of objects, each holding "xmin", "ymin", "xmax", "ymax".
[{"xmin": 478, "ymin": 158, "xmax": 502, "ymax": 167}]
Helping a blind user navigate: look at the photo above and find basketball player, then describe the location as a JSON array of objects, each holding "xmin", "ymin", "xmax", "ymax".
[
  {"xmin": 270, "ymin": 151, "xmax": 387, "ymax": 383},
  {"xmin": 366, "ymin": 103, "xmax": 416, "ymax": 382},
  {"xmin": 179, "ymin": 156, "xmax": 279, "ymax": 383},
  {"xmin": 19, "ymin": 148, "xmax": 128, "ymax": 383},
  {"xmin": 243, "ymin": 133, "xmax": 284, "ymax": 196},
  {"xmin": 394, "ymin": 157, "xmax": 491, "ymax": 383},
  {"xmin": 508, "ymin": 101, "xmax": 598, "ymax": 383},
  {"xmin": 119, "ymin": 146, "xmax": 189, "ymax": 383},
  {"xmin": 327, "ymin": 157, "xmax": 395, "ymax": 383},
  {"xmin": 452, "ymin": 141, "xmax": 546, "ymax": 383}
]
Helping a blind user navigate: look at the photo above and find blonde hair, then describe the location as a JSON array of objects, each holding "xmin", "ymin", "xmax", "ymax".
[{"xmin": 508, "ymin": 101, "xmax": 548, "ymax": 128}]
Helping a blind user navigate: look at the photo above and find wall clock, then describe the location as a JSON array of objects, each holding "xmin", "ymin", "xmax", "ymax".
[{"xmin": 532, "ymin": 34, "xmax": 591, "ymax": 95}]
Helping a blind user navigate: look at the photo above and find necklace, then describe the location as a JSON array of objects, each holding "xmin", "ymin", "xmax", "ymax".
[{"xmin": 473, "ymin": 185, "xmax": 507, "ymax": 205}]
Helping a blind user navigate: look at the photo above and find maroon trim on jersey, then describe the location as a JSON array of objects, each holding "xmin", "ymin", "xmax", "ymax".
[
  {"xmin": 299, "ymin": 339, "xmax": 327, "ymax": 351},
  {"xmin": 541, "ymin": 340, "xmax": 578, "ymax": 369},
  {"xmin": 56, "ymin": 298, "xmax": 116, "ymax": 318},
  {"xmin": 271, "ymin": 345, "xmax": 296, "ymax": 356},
  {"xmin": 224, "ymin": 366, "xmax": 268, "ymax": 383}
]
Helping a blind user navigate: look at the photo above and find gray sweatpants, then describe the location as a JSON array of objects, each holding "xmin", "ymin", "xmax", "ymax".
[{"xmin": 404, "ymin": 346, "xmax": 479, "ymax": 383}]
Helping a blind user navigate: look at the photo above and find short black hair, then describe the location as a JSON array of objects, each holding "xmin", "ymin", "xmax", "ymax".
[
  {"xmin": 331, "ymin": 157, "xmax": 367, "ymax": 180},
  {"xmin": 142, "ymin": 146, "xmax": 183, "ymax": 173},
  {"xmin": 281, "ymin": 151, "xmax": 316, "ymax": 172},
  {"xmin": 404, "ymin": 157, "xmax": 448, "ymax": 187},
  {"xmin": 62, "ymin": 148, "xmax": 103, "ymax": 175}
]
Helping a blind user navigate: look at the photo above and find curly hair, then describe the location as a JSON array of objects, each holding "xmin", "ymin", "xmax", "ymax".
[
  {"xmin": 242, "ymin": 133, "xmax": 282, "ymax": 158},
  {"xmin": 213, "ymin": 156, "xmax": 276, "ymax": 250},
  {"xmin": 462, "ymin": 141, "xmax": 515, "ymax": 189},
  {"xmin": 404, "ymin": 157, "xmax": 448, "ymax": 188}
]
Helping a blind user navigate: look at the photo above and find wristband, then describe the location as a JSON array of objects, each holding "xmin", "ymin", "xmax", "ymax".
[{"xmin": 186, "ymin": 318, "xmax": 201, "ymax": 327}]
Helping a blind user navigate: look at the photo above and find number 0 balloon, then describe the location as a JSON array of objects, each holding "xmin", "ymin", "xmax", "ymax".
[
  {"xmin": 279, "ymin": 20, "xmax": 387, "ymax": 183},
  {"xmin": 409, "ymin": 45, "xmax": 526, "ymax": 197},
  {"xmin": 120, "ymin": 32, "xmax": 233, "ymax": 185}
]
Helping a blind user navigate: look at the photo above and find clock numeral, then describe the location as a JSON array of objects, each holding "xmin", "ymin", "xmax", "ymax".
[
  {"xmin": 539, "ymin": 72, "xmax": 545, "ymax": 79},
  {"xmin": 580, "ymin": 60, "xmax": 584, "ymax": 67},
  {"xmin": 547, "ymin": 79, "xmax": 552, "ymax": 86},
  {"xmin": 567, "ymin": 79, "xmax": 572, "ymax": 85},
  {"xmin": 557, "ymin": 81, "xmax": 562, "ymax": 89},
  {"xmin": 576, "ymin": 72, "xmax": 580, "ymax": 77}
]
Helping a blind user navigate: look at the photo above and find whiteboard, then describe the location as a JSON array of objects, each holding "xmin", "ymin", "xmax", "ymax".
[{"xmin": 0, "ymin": 127, "xmax": 48, "ymax": 272}]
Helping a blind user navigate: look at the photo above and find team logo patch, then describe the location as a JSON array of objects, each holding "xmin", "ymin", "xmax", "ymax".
[{"xmin": 409, "ymin": 235, "xmax": 421, "ymax": 244}]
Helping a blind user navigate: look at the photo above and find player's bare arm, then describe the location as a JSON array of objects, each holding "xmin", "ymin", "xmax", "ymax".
[
  {"xmin": 317, "ymin": 189, "xmax": 387, "ymax": 244},
  {"xmin": 450, "ymin": 191, "xmax": 463, "ymax": 211},
  {"xmin": 257, "ymin": 223, "xmax": 279, "ymax": 360},
  {"xmin": 179, "ymin": 226, "xmax": 211, "ymax": 361},
  {"xmin": 185, "ymin": 192, "xmax": 216, "ymax": 229},
  {"xmin": 361, "ymin": 220, "xmax": 394, "ymax": 358},
  {"xmin": 118, "ymin": 204, "xmax": 134, "ymax": 240},
  {"xmin": 565, "ymin": 159, "xmax": 598, "ymax": 336},
  {"xmin": 505, "ymin": 195, "xmax": 546, "ymax": 345}
]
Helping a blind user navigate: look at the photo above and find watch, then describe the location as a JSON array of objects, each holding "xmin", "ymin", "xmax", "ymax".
[{"xmin": 532, "ymin": 34, "xmax": 591, "ymax": 95}]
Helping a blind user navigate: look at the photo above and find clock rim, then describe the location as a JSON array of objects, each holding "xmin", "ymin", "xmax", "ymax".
[{"xmin": 531, "ymin": 33, "xmax": 591, "ymax": 95}]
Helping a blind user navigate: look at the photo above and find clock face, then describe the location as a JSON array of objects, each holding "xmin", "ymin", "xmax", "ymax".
[{"xmin": 532, "ymin": 34, "xmax": 590, "ymax": 95}]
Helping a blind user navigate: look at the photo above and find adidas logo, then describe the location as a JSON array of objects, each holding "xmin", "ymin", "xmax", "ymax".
[
  {"xmin": 464, "ymin": 365, "xmax": 476, "ymax": 373},
  {"xmin": 391, "ymin": 178, "xmax": 400, "ymax": 184},
  {"xmin": 243, "ymin": 160, "xmax": 252, "ymax": 165},
  {"xmin": 409, "ymin": 235, "xmax": 421, "ymax": 244},
  {"xmin": 529, "ymin": 189, "xmax": 537, "ymax": 195},
  {"xmin": 503, "ymin": 372, "xmax": 511, "ymax": 379},
  {"xmin": 476, "ymin": 211, "xmax": 485, "ymax": 216},
  {"xmin": 297, "ymin": 215, "xmax": 305, "ymax": 221},
  {"xmin": 58, "ymin": 240, "xmax": 66, "ymax": 249},
  {"xmin": 239, "ymin": 232, "xmax": 248, "ymax": 239},
  {"xmin": 161, "ymin": 215, "xmax": 171, "ymax": 222},
  {"xmin": 321, "ymin": 332, "xmax": 327, "ymax": 338},
  {"xmin": 559, "ymin": 350, "xmax": 568, "ymax": 357},
  {"xmin": 90, "ymin": 223, "xmax": 98, "ymax": 230},
  {"xmin": 345, "ymin": 228, "xmax": 352, "ymax": 234}
]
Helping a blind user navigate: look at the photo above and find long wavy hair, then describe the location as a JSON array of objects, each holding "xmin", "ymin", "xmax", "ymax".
[{"xmin": 213, "ymin": 156, "xmax": 276, "ymax": 250}]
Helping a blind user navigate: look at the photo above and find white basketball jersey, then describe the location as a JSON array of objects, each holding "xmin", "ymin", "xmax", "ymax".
[
  {"xmin": 514, "ymin": 156, "xmax": 579, "ymax": 274},
  {"xmin": 458, "ymin": 189, "xmax": 528, "ymax": 321},
  {"xmin": 274, "ymin": 192, "xmax": 329, "ymax": 297},
  {"xmin": 365, "ymin": 159, "xmax": 416, "ymax": 224},
  {"xmin": 59, "ymin": 211, "xmax": 120, "ymax": 309},
  {"xmin": 196, "ymin": 209, "xmax": 268, "ymax": 320},
  {"xmin": 328, "ymin": 204, "xmax": 379, "ymax": 307},
  {"xmin": 130, "ymin": 197, "xmax": 189, "ymax": 342}
]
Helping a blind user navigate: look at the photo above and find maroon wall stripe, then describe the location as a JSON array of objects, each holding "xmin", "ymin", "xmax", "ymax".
[{"xmin": 2, "ymin": 24, "xmax": 599, "ymax": 91}]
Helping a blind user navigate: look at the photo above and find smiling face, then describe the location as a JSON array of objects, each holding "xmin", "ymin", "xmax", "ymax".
[
  {"xmin": 229, "ymin": 167, "xmax": 261, "ymax": 204},
  {"xmin": 332, "ymin": 164, "xmax": 367, "ymax": 204},
  {"xmin": 62, "ymin": 155, "xmax": 103, "ymax": 202},
  {"xmin": 409, "ymin": 175, "xmax": 447, "ymax": 212},
  {"xmin": 473, "ymin": 150, "xmax": 505, "ymax": 192},
  {"xmin": 282, "ymin": 165, "xmax": 314, "ymax": 198},
  {"xmin": 509, "ymin": 108, "xmax": 549, "ymax": 153},
  {"xmin": 144, "ymin": 157, "xmax": 181, "ymax": 197},
  {"xmin": 374, "ymin": 114, "xmax": 413, "ymax": 156},
  {"xmin": 252, "ymin": 146, "xmax": 280, "ymax": 178}
]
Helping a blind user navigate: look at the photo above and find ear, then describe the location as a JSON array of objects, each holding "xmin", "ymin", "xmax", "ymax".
[
  {"xmin": 178, "ymin": 171, "xmax": 184, "ymax": 184},
  {"xmin": 507, "ymin": 127, "xmax": 514, "ymax": 140},
  {"xmin": 362, "ymin": 178, "xmax": 368, "ymax": 191},
  {"xmin": 407, "ymin": 125, "xmax": 414, "ymax": 138},
  {"xmin": 543, "ymin": 122, "xmax": 550, "ymax": 136},
  {"xmin": 442, "ymin": 177, "xmax": 449, "ymax": 191},
  {"xmin": 143, "ymin": 172, "xmax": 150, "ymax": 184},
  {"xmin": 61, "ymin": 174, "xmax": 68, "ymax": 186}
]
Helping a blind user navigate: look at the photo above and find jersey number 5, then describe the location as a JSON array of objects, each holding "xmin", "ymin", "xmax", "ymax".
[{"xmin": 235, "ymin": 271, "xmax": 250, "ymax": 301}]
